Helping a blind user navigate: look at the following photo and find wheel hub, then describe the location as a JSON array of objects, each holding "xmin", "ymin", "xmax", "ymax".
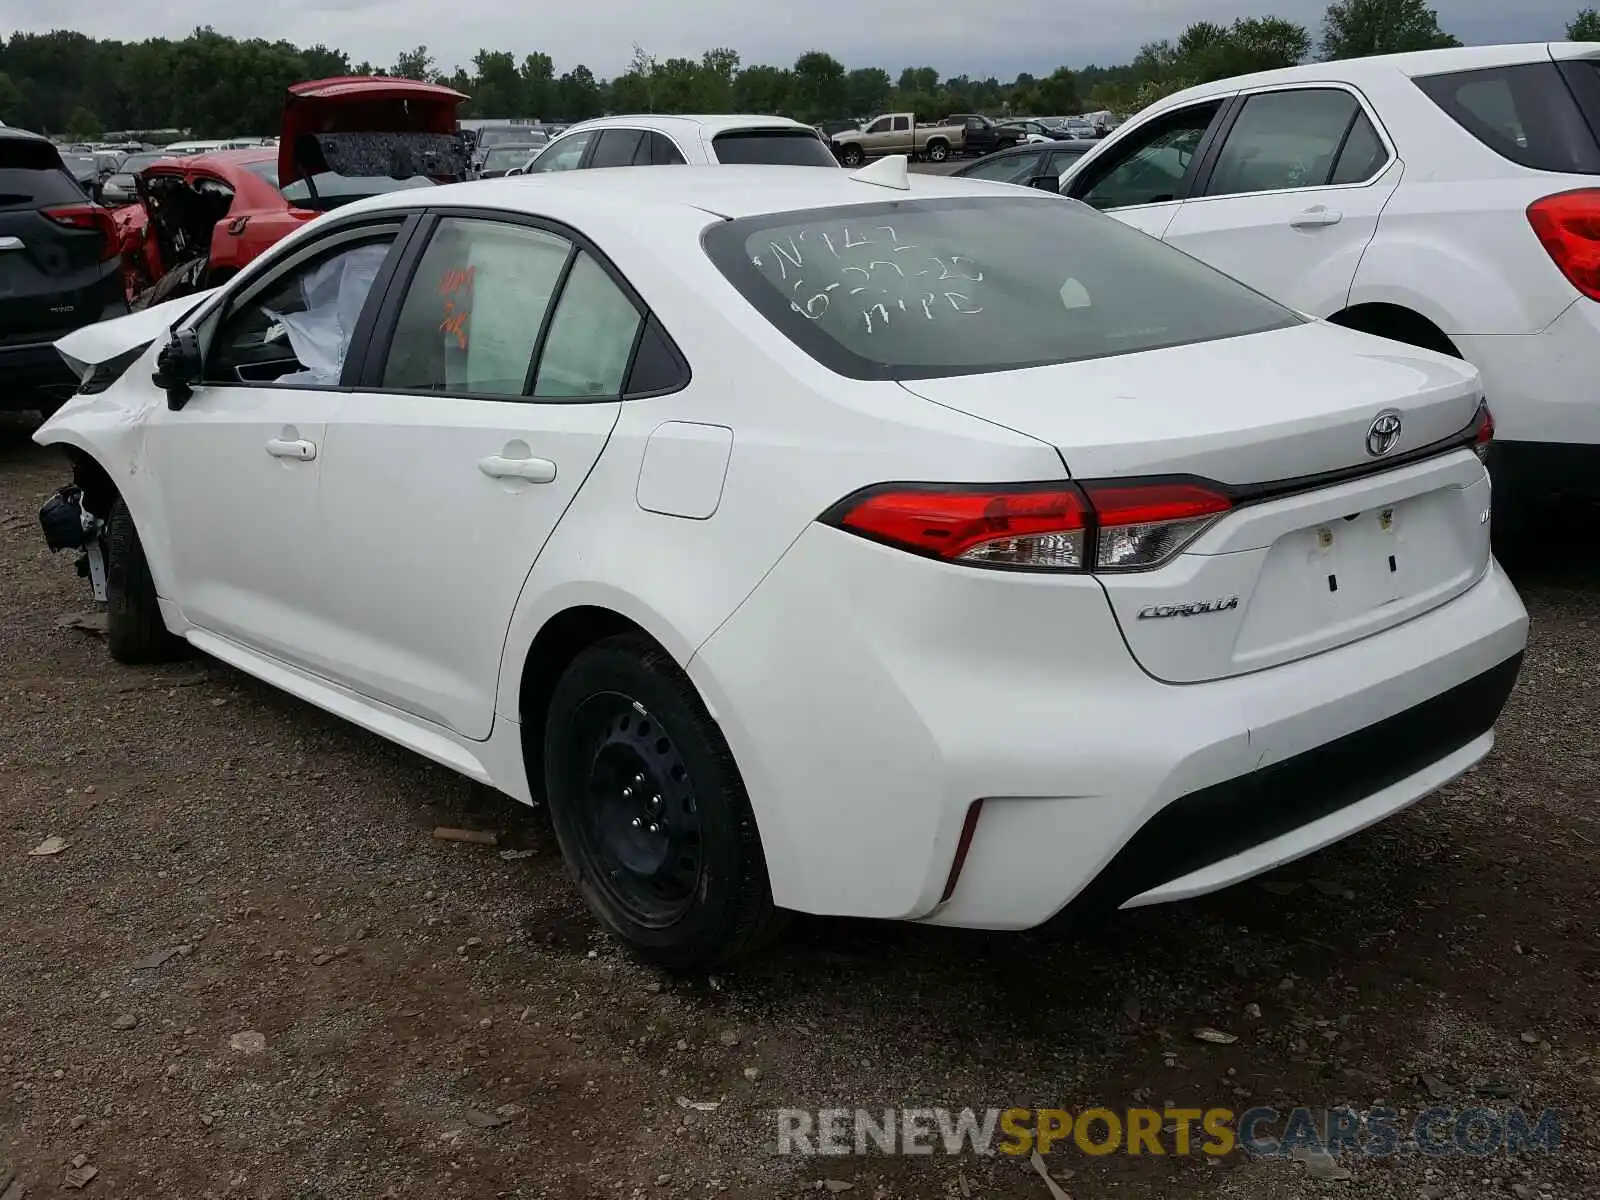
[{"xmin": 578, "ymin": 697, "xmax": 702, "ymax": 925}]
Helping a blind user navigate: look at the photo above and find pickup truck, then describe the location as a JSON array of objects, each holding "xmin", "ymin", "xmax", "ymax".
[
  {"xmin": 942, "ymin": 113, "xmax": 1027, "ymax": 158},
  {"xmin": 831, "ymin": 113, "xmax": 964, "ymax": 166}
]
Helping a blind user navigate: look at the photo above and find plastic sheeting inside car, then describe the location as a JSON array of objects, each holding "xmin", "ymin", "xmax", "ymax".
[{"xmin": 266, "ymin": 242, "xmax": 388, "ymax": 387}]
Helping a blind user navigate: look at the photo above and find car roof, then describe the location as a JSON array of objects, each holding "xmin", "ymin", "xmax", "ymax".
[
  {"xmin": 1156, "ymin": 42, "xmax": 1597, "ymax": 108},
  {"xmin": 0, "ymin": 126, "xmax": 55, "ymax": 145},
  {"xmin": 562, "ymin": 113, "xmax": 813, "ymax": 136},
  {"xmin": 342, "ymin": 162, "xmax": 1046, "ymax": 225},
  {"xmin": 174, "ymin": 147, "xmax": 276, "ymax": 167}
]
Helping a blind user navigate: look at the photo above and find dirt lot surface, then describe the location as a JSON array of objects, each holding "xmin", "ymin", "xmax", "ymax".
[{"xmin": 1, "ymin": 417, "xmax": 1596, "ymax": 1200}]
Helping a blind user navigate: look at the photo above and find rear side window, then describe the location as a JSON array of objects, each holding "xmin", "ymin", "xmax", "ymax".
[
  {"xmin": 640, "ymin": 131, "xmax": 686, "ymax": 165},
  {"xmin": 712, "ymin": 129, "xmax": 839, "ymax": 166},
  {"xmin": 704, "ymin": 196, "xmax": 1301, "ymax": 381},
  {"xmin": 1415, "ymin": 62, "xmax": 1600, "ymax": 174},
  {"xmin": 1204, "ymin": 89, "xmax": 1380, "ymax": 196},
  {"xmin": 0, "ymin": 140, "xmax": 84, "ymax": 207}
]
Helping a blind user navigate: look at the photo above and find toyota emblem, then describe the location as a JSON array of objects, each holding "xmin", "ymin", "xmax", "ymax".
[{"xmin": 1366, "ymin": 410, "xmax": 1403, "ymax": 457}]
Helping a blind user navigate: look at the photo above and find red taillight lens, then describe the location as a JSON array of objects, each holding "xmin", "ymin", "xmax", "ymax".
[
  {"xmin": 829, "ymin": 483, "xmax": 1091, "ymax": 570},
  {"xmin": 42, "ymin": 203, "xmax": 119, "ymax": 262},
  {"xmin": 1527, "ymin": 189, "xmax": 1600, "ymax": 301},
  {"xmin": 1472, "ymin": 402, "xmax": 1494, "ymax": 462},
  {"xmin": 823, "ymin": 478, "xmax": 1233, "ymax": 572}
]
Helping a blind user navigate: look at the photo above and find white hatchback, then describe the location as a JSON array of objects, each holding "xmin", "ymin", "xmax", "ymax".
[{"xmin": 35, "ymin": 163, "xmax": 1527, "ymax": 967}]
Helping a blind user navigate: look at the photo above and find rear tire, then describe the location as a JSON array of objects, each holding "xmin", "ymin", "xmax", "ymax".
[
  {"xmin": 104, "ymin": 498, "xmax": 185, "ymax": 664},
  {"xmin": 927, "ymin": 140, "xmax": 950, "ymax": 162},
  {"xmin": 543, "ymin": 633, "xmax": 784, "ymax": 970}
]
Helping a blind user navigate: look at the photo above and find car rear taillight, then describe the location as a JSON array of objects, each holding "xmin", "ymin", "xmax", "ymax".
[
  {"xmin": 42, "ymin": 203, "xmax": 119, "ymax": 262},
  {"xmin": 821, "ymin": 478, "xmax": 1233, "ymax": 573},
  {"xmin": 1527, "ymin": 189, "xmax": 1600, "ymax": 301},
  {"xmin": 1472, "ymin": 401, "xmax": 1494, "ymax": 462}
]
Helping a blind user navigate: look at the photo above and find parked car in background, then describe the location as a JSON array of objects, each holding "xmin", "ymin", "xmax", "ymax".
[
  {"xmin": 1056, "ymin": 40, "xmax": 1600, "ymax": 529},
  {"xmin": 38, "ymin": 165, "xmax": 1525, "ymax": 967},
  {"xmin": 830, "ymin": 113, "xmax": 1002, "ymax": 166},
  {"xmin": 475, "ymin": 138, "xmax": 547, "ymax": 178},
  {"xmin": 817, "ymin": 119, "xmax": 861, "ymax": 139},
  {"xmin": 518, "ymin": 114, "xmax": 839, "ymax": 173},
  {"xmin": 122, "ymin": 76, "xmax": 469, "ymax": 303},
  {"xmin": 1060, "ymin": 117, "xmax": 1100, "ymax": 139},
  {"xmin": 0, "ymin": 127, "xmax": 125, "ymax": 411},
  {"xmin": 99, "ymin": 150, "xmax": 170, "ymax": 207},
  {"xmin": 472, "ymin": 123, "xmax": 545, "ymax": 171},
  {"xmin": 1000, "ymin": 119, "xmax": 1058, "ymax": 143},
  {"xmin": 59, "ymin": 151, "xmax": 106, "ymax": 199},
  {"xmin": 953, "ymin": 139, "xmax": 1098, "ymax": 187},
  {"xmin": 943, "ymin": 113, "xmax": 1028, "ymax": 157}
]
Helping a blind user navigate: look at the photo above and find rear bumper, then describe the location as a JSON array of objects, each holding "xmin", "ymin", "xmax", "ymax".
[
  {"xmin": 1487, "ymin": 439, "xmax": 1600, "ymax": 505},
  {"xmin": 0, "ymin": 292, "xmax": 128, "ymax": 408},
  {"xmin": 1455, "ymin": 298, "xmax": 1600, "ymax": 452},
  {"xmin": 0, "ymin": 338, "xmax": 77, "ymax": 404},
  {"xmin": 688, "ymin": 524, "xmax": 1529, "ymax": 928}
]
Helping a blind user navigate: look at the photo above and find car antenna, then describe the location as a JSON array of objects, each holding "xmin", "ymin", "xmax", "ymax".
[{"xmin": 848, "ymin": 154, "xmax": 911, "ymax": 191}]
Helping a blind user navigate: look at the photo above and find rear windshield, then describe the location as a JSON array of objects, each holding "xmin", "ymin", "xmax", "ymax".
[
  {"xmin": 703, "ymin": 196, "xmax": 1301, "ymax": 381},
  {"xmin": 0, "ymin": 140, "xmax": 86, "ymax": 207},
  {"xmin": 712, "ymin": 129, "xmax": 839, "ymax": 167},
  {"xmin": 484, "ymin": 146, "xmax": 541, "ymax": 169},
  {"xmin": 244, "ymin": 160, "xmax": 434, "ymax": 210},
  {"xmin": 478, "ymin": 127, "xmax": 530, "ymax": 148},
  {"xmin": 1414, "ymin": 61, "xmax": 1600, "ymax": 174}
]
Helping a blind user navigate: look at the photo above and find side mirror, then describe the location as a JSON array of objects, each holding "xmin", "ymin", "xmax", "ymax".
[
  {"xmin": 1027, "ymin": 175, "xmax": 1062, "ymax": 193},
  {"xmin": 505, "ymin": 166, "xmax": 524, "ymax": 176},
  {"xmin": 152, "ymin": 329, "xmax": 202, "ymax": 410}
]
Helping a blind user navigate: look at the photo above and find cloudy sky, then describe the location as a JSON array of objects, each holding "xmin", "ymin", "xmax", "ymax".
[{"xmin": 0, "ymin": 0, "xmax": 1583, "ymax": 78}]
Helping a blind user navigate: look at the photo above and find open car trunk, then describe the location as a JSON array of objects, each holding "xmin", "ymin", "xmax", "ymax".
[{"xmin": 279, "ymin": 77, "xmax": 470, "ymax": 209}]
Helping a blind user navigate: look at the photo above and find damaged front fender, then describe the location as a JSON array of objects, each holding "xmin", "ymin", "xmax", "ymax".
[{"xmin": 52, "ymin": 287, "xmax": 217, "ymax": 388}]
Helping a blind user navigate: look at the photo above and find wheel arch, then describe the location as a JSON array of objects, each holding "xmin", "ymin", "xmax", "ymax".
[{"xmin": 1326, "ymin": 302, "xmax": 1463, "ymax": 358}]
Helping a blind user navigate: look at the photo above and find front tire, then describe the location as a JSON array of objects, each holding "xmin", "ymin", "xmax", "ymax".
[
  {"xmin": 104, "ymin": 498, "xmax": 185, "ymax": 664},
  {"xmin": 839, "ymin": 144, "xmax": 864, "ymax": 168},
  {"xmin": 543, "ymin": 633, "xmax": 782, "ymax": 969}
]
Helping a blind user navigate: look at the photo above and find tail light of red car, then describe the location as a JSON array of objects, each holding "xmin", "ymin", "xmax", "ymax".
[{"xmin": 42, "ymin": 204, "xmax": 120, "ymax": 263}]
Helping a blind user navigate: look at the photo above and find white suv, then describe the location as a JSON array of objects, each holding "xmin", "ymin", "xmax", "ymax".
[
  {"xmin": 1060, "ymin": 42, "xmax": 1600, "ymax": 525},
  {"xmin": 514, "ymin": 114, "xmax": 839, "ymax": 174}
]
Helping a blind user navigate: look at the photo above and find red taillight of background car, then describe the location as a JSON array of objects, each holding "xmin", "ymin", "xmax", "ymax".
[
  {"xmin": 823, "ymin": 477, "xmax": 1234, "ymax": 572},
  {"xmin": 42, "ymin": 204, "xmax": 120, "ymax": 262},
  {"xmin": 1527, "ymin": 189, "xmax": 1600, "ymax": 301}
]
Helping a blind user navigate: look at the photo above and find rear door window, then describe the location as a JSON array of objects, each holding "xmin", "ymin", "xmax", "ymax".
[
  {"xmin": 1203, "ymin": 89, "xmax": 1378, "ymax": 196},
  {"xmin": 1415, "ymin": 62, "xmax": 1600, "ymax": 174},
  {"xmin": 590, "ymin": 128, "xmax": 644, "ymax": 169},
  {"xmin": 711, "ymin": 129, "xmax": 839, "ymax": 166}
]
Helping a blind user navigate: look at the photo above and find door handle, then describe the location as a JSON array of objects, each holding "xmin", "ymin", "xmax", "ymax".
[
  {"xmin": 478, "ymin": 454, "xmax": 556, "ymax": 483},
  {"xmin": 266, "ymin": 437, "xmax": 316, "ymax": 461},
  {"xmin": 1290, "ymin": 206, "xmax": 1343, "ymax": 228}
]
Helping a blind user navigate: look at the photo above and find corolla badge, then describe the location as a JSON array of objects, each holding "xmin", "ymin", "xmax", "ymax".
[
  {"xmin": 1137, "ymin": 596, "xmax": 1240, "ymax": 620},
  {"xmin": 1366, "ymin": 410, "xmax": 1403, "ymax": 457}
]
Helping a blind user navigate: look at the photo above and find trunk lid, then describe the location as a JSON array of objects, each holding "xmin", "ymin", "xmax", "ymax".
[
  {"xmin": 279, "ymin": 76, "xmax": 470, "ymax": 189},
  {"xmin": 901, "ymin": 321, "xmax": 1492, "ymax": 682}
]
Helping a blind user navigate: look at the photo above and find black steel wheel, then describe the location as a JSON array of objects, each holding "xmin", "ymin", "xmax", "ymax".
[{"xmin": 543, "ymin": 633, "xmax": 785, "ymax": 969}]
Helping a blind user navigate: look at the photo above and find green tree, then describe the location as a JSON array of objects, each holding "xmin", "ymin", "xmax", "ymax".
[
  {"xmin": 698, "ymin": 48, "xmax": 741, "ymax": 112},
  {"xmin": 391, "ymin": 45, "xmax": 435, "ymax": 81},
  {"xmin": 66, "ymin": 105, "xmax": 103, "ymax": 139},
  {"xmin": 845, "ymin": 66, "xmax": 891, "ymax": 116},
  {"xmin": 1570, "ymin": 8, "xmax": 1600, "ymax": 39},
  {"xmin": 520, "ymin": 52, "xmax": 556, "ymax": 117},
  {"xmin": 0, "ymin": 72, "xmax": 21, "ymax": 123},
  {"xmin": 1035, "ymin": 67, "xmax": 1080, "ymax": 114},
  {"xmin": 1321, "ymin": 0, "xmax": 1461, "ymax": 60},
  {"xmin": 555, "ymin": 65, "xmax": 604, "ymax": 120},
  {"xmin": 732, "ymin": 63, "xmax": 794, "ymax": 114},
  {"xmin": 792, "ymin": 50, "xmax": 847, "ymax": 121}
]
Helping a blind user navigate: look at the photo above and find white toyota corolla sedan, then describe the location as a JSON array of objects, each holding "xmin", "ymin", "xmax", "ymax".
[{"xmin": 35, "ymin": 159, "xmax": 1528, "ymax": 968}]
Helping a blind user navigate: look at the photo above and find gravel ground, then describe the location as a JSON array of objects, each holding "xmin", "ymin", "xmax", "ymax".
[{"xmin": 0, "ymin": 416, "xmax": 1595, "ymax": 1200}]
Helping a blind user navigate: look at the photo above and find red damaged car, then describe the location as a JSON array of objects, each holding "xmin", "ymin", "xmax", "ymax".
[{"xmin": 123, "ymin": 76, "xmax": 469, "ymax": 304}]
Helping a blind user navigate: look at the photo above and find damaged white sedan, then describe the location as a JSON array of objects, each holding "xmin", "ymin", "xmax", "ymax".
[{"xmin": 35, "ymin": 162, "xmax": 1528, "ymax": 968}]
